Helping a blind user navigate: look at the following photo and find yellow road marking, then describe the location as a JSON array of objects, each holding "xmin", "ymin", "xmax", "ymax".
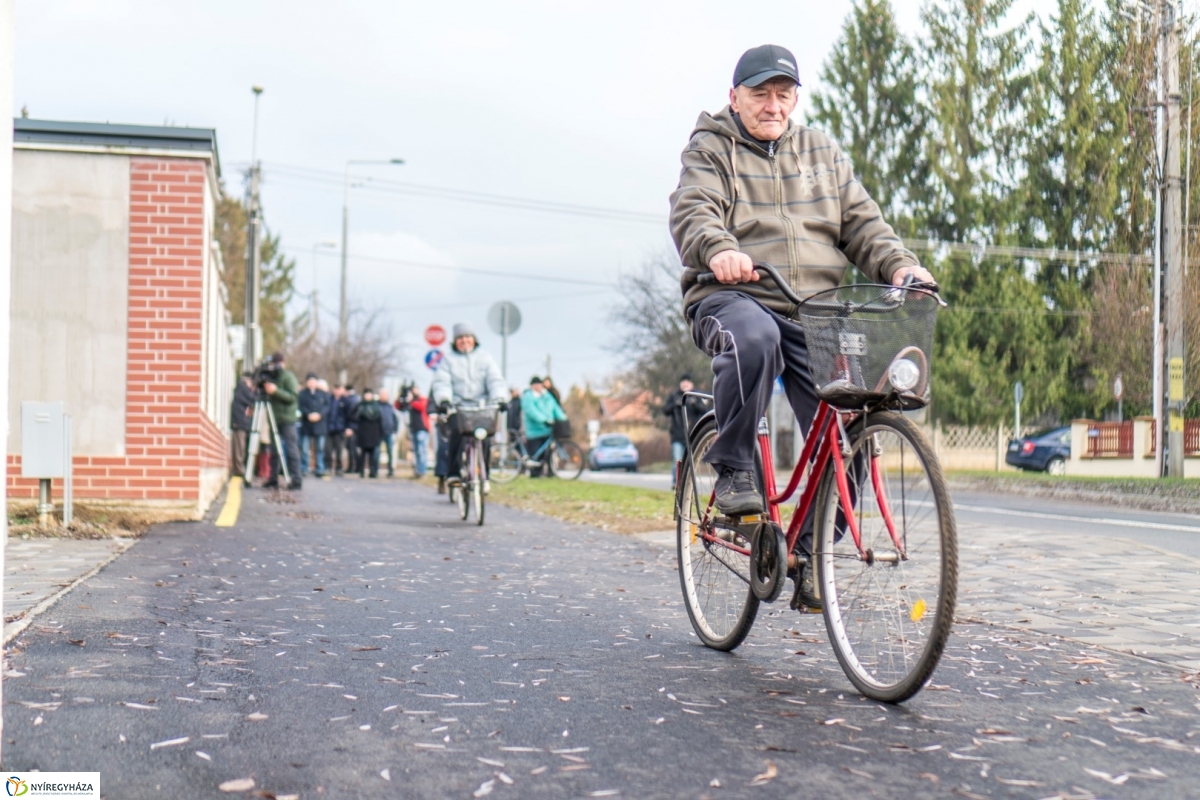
[{"xmin": 214, "ymin": 477, "xmax": 242, "ymax": 528}]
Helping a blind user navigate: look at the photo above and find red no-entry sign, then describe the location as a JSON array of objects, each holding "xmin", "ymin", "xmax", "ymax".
[{"xmin": 424, "ymin": 325, "xmax": 446, "ymax": 347}]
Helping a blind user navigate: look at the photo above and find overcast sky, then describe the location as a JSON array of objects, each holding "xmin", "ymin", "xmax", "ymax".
[{"xmin": 13, "ymin": 0, "xmax": 1037, "ymax": 393}]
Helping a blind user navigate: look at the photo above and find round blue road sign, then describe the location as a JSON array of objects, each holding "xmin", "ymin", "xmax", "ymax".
[{"xmin": 424, "ymin": 349, "xmax": 444, "ymax": 370}]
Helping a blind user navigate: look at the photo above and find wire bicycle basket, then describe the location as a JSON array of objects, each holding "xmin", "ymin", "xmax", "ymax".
[{"xmin": 795, "ymin": 284, "xmax": 939, "ymax": 410}]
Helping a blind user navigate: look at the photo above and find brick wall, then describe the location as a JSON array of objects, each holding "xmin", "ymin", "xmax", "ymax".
[{"xmin": 7, "ymin": 156, "xmax": 228, "ymax": 506}]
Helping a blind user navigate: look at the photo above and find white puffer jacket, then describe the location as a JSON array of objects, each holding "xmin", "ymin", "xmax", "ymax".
[{"xmin": 430, "ymin": 345, "xmax": 508, "ymax": 407}]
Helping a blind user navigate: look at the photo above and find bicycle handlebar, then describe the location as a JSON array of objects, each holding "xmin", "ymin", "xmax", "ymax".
[
  {"xmin": 694, "ymin": 263, "xmax": 805, "ymax": 305},
  {"xmin": 695, "ymin": 263, "xmax": 944, "ymax": 308}
]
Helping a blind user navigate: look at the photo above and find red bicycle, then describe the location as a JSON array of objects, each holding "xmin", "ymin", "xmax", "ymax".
[{"xmin": 675, "ymin": 266, "xmax": 957, "ymax": 703}]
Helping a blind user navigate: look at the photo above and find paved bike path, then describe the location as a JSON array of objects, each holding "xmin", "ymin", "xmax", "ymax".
[{"xmin": 3, "ymin": 478, "xmax": 1198, "ymax": 799}]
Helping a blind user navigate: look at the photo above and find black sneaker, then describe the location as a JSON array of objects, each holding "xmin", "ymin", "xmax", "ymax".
[
  {"xmin": 797, "ymin": 559, "xmax": 822, "ymax": 611},
  {"xmin": 713, "ymin": 466, "xmax": 763, "ymax": 516}
]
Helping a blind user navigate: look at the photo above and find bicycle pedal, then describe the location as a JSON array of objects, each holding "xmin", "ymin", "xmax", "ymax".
[{"xmin": 718, "ymin": 513, "xmax": 765, "ymax": 525}]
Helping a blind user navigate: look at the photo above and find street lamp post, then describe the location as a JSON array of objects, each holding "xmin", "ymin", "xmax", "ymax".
[
  {"xmin": 244, "ymin": 85, "xmax": 264, "ymax": 368},
  {"xmin": 338, "ymin": 158, "xmax": 404, "ymax": 371}
]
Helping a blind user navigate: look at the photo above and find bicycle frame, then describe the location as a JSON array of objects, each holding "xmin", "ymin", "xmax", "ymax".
[{"xmin": 691, "ymin": 400, "xmax": 907, "ymax": 565}]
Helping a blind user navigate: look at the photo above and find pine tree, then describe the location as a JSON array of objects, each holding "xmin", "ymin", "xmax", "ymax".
[
  {"xmin": 1019, "ymin": 0, "xmax": 1130, "ymax": 419},
  {"xmin": 919, "ymin": 0, "xmax": 1068, "ymax": 426},
  {"xmin": 808, "ymin": 0, "xmax": 927, "ymax": 233}
]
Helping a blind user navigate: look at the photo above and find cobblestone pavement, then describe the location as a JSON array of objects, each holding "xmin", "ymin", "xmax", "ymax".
[{"xmin": 957, "ymin": 525, "xmax": 1200, "ymax": 669}]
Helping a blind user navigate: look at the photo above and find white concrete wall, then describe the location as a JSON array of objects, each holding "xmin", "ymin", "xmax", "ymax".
[{"xmin": 9, "ymin": 150, "xmax": 129, "ymax": 456}]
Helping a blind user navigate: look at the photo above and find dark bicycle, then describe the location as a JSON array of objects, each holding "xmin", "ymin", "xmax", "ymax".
[
  {"xmin": 489, "ymin": 420, "xmax": 585, "ymax": 482},
  {"xmin": 445, "ymin": 402, "xmax": 501, "ymax": 526}
]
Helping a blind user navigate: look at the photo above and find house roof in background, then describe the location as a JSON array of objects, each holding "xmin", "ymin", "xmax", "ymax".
[
  {"xmin": 601, "ymin": 390, "xmax": 654, "ymax": 424},
  {"xmin": 14, "ymin": 118, "xmax": 220, "ymax": 176}
]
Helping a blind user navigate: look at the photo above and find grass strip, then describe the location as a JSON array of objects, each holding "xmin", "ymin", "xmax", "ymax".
[{"xmin": 488, "ymin": 477, "xmax": 674, "ymax": 534}]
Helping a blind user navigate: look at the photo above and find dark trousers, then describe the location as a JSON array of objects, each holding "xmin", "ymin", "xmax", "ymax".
[
  {"xmin": 692, "ymin": 291, "xmax": 820, "ymax": 472},
  {"xmin": 231, "ymin": 429, "xmax": 249, "ymax": 478},
  {"xmin": 693, "ymin": 291, "xmax": 864, "ymax": 554},
  {"xmin": 526, "ymin": 435, "xmax": 550, "ymax": 477},
  {"xmin": 326, "ymin": 431, "xmax": 347, "ymax": 475},
  {"xmin": 269, "ymin": 421, "xmax": 301, "ymax": 486},
  {"xmin": 434, "ymin": 421, "xmax": 451, "ymax": 478},
  {"xmin": 358, "ymin": 445, "xmax": 379, "ymax": 478},
  {"xmin": 446, "ymin": 416, "xmax": 490, "ymax": 479},
  {"xmin": 381, "ymin": 433, "xmax": 395, "ymax": 476},
  {"xmin": 348, "ymin": 432, "xmax": 360, "ymax": 473}
]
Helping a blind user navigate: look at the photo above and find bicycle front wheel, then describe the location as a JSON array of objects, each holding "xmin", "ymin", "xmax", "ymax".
[
  {"xmin": 676, "ymin": 416, "xmax": 759, "ymax": 651},
  {"xmin": 457, "ymin": 446, "xmax": 471, "ymax": 521},
  {"xmin": 814, "ymin": 411, "xmax": 957, "ymax": 703},
  {"xmin": 551, "ymin": 440, "xmax": 585, "ymax": 480},
  {"xmin": 473, "ymin": 445, "xmax": 485, "ymax": 526},
  {"xmin": 489, "ymin": 440, "xmax": 523, "ymax": 484}
]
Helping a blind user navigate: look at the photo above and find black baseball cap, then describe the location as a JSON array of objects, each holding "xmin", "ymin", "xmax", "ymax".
[{"xmin": 733, "ymin": 44, "xmax": 801, "ymax": 88}]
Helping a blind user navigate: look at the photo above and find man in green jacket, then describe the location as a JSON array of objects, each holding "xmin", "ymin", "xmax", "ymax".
[
  {"xmin": 520, "ymin": 376, "xmax": 566, "ymax": 478},
  {"xmin": 262, "ymin": 352, "xmax": 302, "ymax": 490},
  {"xmin": 670, "ymin": 45, "xmax": 935, "ymax": 607}
]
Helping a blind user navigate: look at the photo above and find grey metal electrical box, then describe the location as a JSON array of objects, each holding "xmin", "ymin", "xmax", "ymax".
[{"xmin": 21, "ymin": 401, "xmax": 65, "ymax": 478}]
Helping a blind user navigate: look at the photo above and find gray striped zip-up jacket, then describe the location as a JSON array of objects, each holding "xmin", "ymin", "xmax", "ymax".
[{"xmin": 669, "ymin": 106, "xmax": 919, "ymax": 319}]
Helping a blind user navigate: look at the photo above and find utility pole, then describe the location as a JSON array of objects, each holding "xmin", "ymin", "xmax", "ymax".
[
  {"xmin": 244, "ymin": 86, "xmax": 264, "ymax": 369},
  {"xmin": 1163, "ymin": 0, "xmax": 1187, "ymax": 477}
]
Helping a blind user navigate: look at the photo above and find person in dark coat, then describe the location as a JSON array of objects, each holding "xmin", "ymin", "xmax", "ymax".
[
  {"xmin": 506, "ymin": 387, "xmax": 524, "ymax": 438},
  {"xmin": 377, "ymin": 388, "xmax": 399, "ymax": 477},
  {"xmin": 350, "ymin": 388, "xmax": 385, "ymax": 478},
  {"xmin": 297, "ymin": 373, "xmax": 330, "ymax": 478},
  {"xmin": 325, "ymin": 385, "xmax": 348, "ymax": 476},
  {"xmin": 230, "ymin": 372, "xmax": 256, "ymax": 480},
  {"xmin": 662, "ymin": 374, "xmax": 709, "ymax": 488}
]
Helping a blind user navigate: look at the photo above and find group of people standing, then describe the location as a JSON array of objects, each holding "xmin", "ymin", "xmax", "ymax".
[
  {"xmin": 229, "ymin": 325, "xmax": 571, "ymax": 491},
  {"xmin": 229, "ymin": 352, "xmax": 403, "ymax": 489}
]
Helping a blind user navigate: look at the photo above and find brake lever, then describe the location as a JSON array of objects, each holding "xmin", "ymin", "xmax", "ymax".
[{"xmin": 900, "ymin": 275, "xmax": 947, "ymax": 307}]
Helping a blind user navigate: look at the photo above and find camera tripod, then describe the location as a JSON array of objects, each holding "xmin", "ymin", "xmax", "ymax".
[{"xmin": 243, "ymin": 396, "xmax": 291, "ymax": 486}]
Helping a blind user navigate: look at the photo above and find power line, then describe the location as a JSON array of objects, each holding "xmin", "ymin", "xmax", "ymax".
[
  {"xmin": 380, "ymin": 288, "xmax": 609, "ymax": 314},
  {"xmin": 235, "ymin": 161, "xmax": 664, "ymax": 225},
  {"xmin": 280, "ymin": 246, "xmax": 616, "ymax": 288},
  {"xmin": 238, "ymin": 160, "xmax": 1171, "ymax": 265}
]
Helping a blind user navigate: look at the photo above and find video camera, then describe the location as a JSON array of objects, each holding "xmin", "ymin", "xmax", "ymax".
[{"xmin": 252, "ymin": 357, "xmax": 281, "ymax": 394}]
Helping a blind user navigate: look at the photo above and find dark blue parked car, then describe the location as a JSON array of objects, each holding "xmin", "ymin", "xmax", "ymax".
[
  {"xmin": 1005, "ymin": 426, "xmax": 1071, "ymax": 475},
  {"xmin": 587, "ymin": 434, "xmax": 639, "ymax": 472}
]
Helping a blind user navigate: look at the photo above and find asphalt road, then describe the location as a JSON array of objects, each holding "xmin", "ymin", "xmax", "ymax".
[
  {"xmin": 582, "ymin": 470, "xmax": 1200, "ymax": 559},
  {"xmin": 5, "ymin": 478, "xmax": 1200, "ymax": 799}
]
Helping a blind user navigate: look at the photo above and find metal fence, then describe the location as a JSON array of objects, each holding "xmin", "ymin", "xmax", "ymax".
[{"xmin": 1086, "ymin": 421, "xmax": 1134, "ymax": 458}]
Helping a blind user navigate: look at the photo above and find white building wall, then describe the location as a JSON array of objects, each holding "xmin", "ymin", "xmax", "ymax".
[{"xmin": 9, "ymin": 149, "xmax": 129, "ymax": 456}]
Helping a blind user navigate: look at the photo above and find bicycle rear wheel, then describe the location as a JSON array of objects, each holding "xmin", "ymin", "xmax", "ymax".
[
  {"xmin": 551, "ymin": 439, "xmax": 585, "ymax": 480},
  {"xmin": 814, "ymin": 411, "xmax": 957, "ymax": 703},
  {"xmin": 676, "ymin": 416, "xmax": 759, "ymax": 651},
  {"xmin": 489, "ymin": 439, "xmax": 523, "ymax": 483}
]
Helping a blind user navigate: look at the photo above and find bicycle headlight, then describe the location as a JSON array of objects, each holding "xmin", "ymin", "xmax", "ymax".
[
  {"xmin": 888, "ymin": 358, "xmax": 921, "ymax": 392},
  {"xmin": 474, "ymin": 428, "xmax": 488, "ymax": 440}
]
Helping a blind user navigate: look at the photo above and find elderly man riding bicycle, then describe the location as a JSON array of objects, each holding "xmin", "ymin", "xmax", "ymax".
[{"xmin": 669, "ymin": 44, "xmax": 934, "ymax": 607}]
